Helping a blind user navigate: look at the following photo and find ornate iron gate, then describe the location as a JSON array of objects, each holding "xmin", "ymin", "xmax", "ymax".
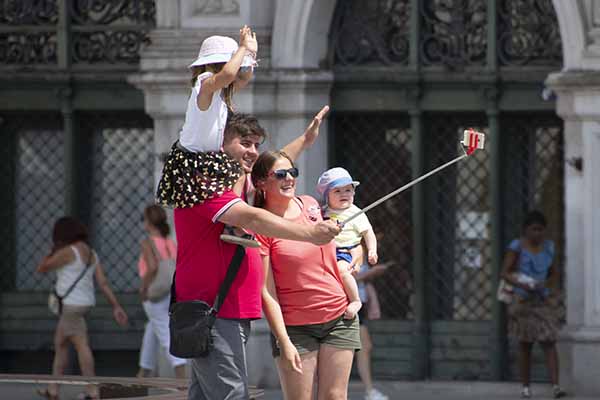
[
  {"xmin": 333, "ymin": 113, "xmax": 414, "ymax": 320},
  {"xmin": 331, "ymin": 0, "xmax": 564, "ymax": 381}
]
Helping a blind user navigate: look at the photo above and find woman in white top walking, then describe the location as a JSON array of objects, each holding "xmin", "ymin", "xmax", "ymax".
[
  {"xmin": 36, "ymin": 217, "xmax": 128, "ymax": 400},
  {"xmin": 137, "ymin": 205, "xmax": 187, "ymax": 379}
]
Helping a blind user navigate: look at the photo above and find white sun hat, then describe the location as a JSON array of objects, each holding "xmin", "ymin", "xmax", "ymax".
[
  {"xmin": 316, "ymin": 167, "xmax": 360, "ymax": 202},
  {"xmin": 188, "ymin": 35, "xmax": 255, "ymax": 68}
]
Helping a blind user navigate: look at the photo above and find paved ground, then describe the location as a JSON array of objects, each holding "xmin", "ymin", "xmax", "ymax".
[
  {"xmin": 3, "ymin": 380, "xmax": 595, "ymax": 400},
  {"xmin": 261, "ymin": 381, "xmax": 591, "ymax": 400}
]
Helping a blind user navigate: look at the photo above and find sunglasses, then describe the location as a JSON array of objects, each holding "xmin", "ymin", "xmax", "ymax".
[{"xmin": 269, "ymin": 167, "xmax": 299, "ymax": 180}]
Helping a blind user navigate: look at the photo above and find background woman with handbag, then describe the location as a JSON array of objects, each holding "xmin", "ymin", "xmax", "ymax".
[
  {"xmin": 36, "ymin": 217, "xmax": 128, "ymax": 400},
  {"xmin": 501, "ymin": 210, "xmax": 565, "ymax": 399},
  {"xmin": 354, "ymin": 251, "xmax": 390, "ymax": 400},
  {"xmin": 137, "ymin": 205, "xmax": 187, "ymax": 379}
]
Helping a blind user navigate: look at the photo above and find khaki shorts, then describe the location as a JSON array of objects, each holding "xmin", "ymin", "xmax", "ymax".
[
  {"xmin": 271, "ymin": 314, "xmax": 361, "ymax": 357},
  {"xmin": 58, "ymin": 305, "xmax": 91, "ymax": 337}
]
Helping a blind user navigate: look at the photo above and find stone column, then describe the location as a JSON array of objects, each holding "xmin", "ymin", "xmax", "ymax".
[
  {"xmin": 253, "ymin": 69, "xmax": 333, "ymax": 196},
  {"xmin": 546, "ymin": 70, "xmax": 600, "ymax": 395}
]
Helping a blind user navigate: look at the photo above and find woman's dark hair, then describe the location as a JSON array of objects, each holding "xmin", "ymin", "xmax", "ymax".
[
  {"xmin": 52, "ymin": 216, "xmax": 89, "ymax": 253},
  {"xmin": 251, "ymin": 151, "xmax": 295, "ymax": 209},
  {"xmin": 144, "ymin": 205, "xmax": 170, "ymax": 237},
  {"xmin": 523, "ymin": 210, "xmax": 547, "ymax": 229}
]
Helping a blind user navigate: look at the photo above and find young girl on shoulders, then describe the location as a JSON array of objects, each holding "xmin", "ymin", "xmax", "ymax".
[{"xmin": 157, "ymin": 25, "xmax": 258, "ymax": 209}]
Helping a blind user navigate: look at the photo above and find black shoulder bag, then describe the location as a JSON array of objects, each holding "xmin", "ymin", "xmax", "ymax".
[{"xmin": 169, "ymin": 244, "xmax": 246, "ymax": 358}]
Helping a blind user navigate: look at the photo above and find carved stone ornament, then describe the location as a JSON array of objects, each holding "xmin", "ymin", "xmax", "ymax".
[
  {"xmin": 420, "ymin": 0, "xmax": 487, "ymax": 69},
  {"xmin": 331, "ymin": 0, "xmax": 410, "ymax": 66},
  {"xmin": 497, "ymin": 0, "xmax": 561, "ymax": 66},
  {"xmin": 195, "ymin": 0, "xmax": 240, "ymax": 16}
]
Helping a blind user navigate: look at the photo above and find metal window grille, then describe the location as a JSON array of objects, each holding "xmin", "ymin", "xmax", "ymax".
[
  {"xmin": 0, "ymin": 116, "xmax": 16, "ymax": 291},
  {"xmin": 333, "ymin": 112, "xmax": 414, "ymax": 319},
  {"xmin": 0, "ymin": 112, "xmax": 154, "ymax": 293},
  {"xmin": 425, "ymin": 113, "xmax": 492, "ymax": 321},
  {"xmin": 3, "ymin": 114, "xmax": 65, "ymax": 291},
  {"xmin": 501, "ymin": 113, "xmax": 565, "ymax": 381},
  {"xmin": 80, "ymin": 112, "xmax": 155, "ymax": 292}
]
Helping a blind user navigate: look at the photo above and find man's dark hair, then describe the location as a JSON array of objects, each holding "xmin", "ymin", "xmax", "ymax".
[{"xmin": 224, "ymin": 113, "xmax": 267, "ymax": 144}]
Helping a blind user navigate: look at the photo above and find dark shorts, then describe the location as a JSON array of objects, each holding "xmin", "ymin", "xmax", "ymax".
[
  {"xmin": 336, "ymin": 251, "xmax": 353, "ymax": 264},
  {"xmin": 271, "ymin": 314, "xmax": 361, "ymax": 357},
  {"xmin": 336, "ymin": 245, "xmax": 359, "ymax": 264}
]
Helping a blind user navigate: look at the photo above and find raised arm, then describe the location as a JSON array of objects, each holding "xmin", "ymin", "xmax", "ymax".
[
  {"xmin": 217, "ymin": 200, "xmax": 340, "ymax": 244},
  {"xmin": 261, "ymin": 255, "xmax": 302, "ymax": 373},
  {"xmin": 233, "ymin": 67, "xmax": 254, "ymax": 91},
  {"xmin": 281, "ymin": 105, "xmax": 329, "ymax": 161},
  {"xmin": 197, "ymin": 26, "xmax": 258, "ymax": 110},
  {"xmin": 36, "ymin": 246, "xmax": 74, "ymax": 273}
]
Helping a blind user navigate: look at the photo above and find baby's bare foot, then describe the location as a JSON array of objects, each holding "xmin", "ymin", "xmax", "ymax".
[{"xmin": 344, "ymin": 300, "xmax": 362, "ymax": 319}]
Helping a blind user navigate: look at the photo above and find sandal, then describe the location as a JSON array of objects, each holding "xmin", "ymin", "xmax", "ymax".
[{"xmin": 36, "ymin": 388, "xmax": 59, "ymax": 400}]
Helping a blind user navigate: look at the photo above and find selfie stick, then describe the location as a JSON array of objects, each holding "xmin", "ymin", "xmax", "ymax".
[{"xmin": 342, "ymin": 129, "xmax": 486, "ymax": 226}]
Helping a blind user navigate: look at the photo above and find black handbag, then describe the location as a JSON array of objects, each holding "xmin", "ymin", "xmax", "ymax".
[{"xmin": 169, "ymin": 244, "xmax": 246, "ymax": 358}]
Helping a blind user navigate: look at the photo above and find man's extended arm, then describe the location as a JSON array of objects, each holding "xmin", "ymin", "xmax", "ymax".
[{"xmin": 218, "ymin": 200, "xmax": 339, "ymax": 245}]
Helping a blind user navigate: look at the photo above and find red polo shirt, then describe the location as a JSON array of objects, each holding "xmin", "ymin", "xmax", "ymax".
[{"xmin": 173, "ymin": 190, "xmax": 263, "ymax": 319}]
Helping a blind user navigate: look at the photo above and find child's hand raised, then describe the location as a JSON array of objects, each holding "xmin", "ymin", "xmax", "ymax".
[{"xmin": 239, "ymin": 25, "xmax": 258, "ymax": 55}]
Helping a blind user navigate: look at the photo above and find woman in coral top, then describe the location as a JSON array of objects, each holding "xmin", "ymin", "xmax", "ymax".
[
  {"xmin": 252, "ymin": 151, "xmax": 361, "ymax": 400},
  {"xmin": 137, "ymin": 205, "xmax": 187, "ymax": 379}
]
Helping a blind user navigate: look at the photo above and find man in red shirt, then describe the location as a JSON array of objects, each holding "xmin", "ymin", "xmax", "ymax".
[{"xmin": 175, "ymin": 110, "xmax": 336, "ymax": 400}]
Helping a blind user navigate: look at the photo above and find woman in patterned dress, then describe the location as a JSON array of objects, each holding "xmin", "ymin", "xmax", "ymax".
[{"xmin": 501, "ymin": 211, "xmax": 565, "ymax": 399}]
